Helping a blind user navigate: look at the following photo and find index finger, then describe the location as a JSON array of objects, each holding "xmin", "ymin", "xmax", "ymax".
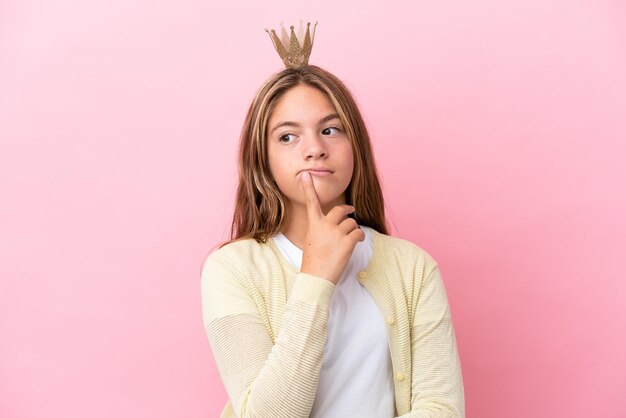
[{"xmin": 300, "ymin": 171, "xmax": 322, "ymax": 220}]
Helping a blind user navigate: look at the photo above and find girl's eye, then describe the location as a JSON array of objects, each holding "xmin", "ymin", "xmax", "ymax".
[
  {"xmin": 322, "ymin": 126, "xmax": 342, "ymax": 135},
  {"xmin": 278, "ymin": 133, "xmax": 296, "ymax": 143},
  {"xmin": 278, "ymin": 127, "xmax": 342, "ymax": 144}
]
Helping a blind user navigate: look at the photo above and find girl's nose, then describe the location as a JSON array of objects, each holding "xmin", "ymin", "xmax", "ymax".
[{"xmin": 302, "ymin": 134, "xmax": 327, "ymax": 160}]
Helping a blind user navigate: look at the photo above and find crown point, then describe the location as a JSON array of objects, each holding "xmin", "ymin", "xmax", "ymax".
[{"xmin": 290, "ymin": 25, "xmax": 294, "ymax": 30}]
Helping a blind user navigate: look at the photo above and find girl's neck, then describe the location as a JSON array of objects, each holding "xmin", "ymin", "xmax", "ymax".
[{"xmin": 280, "ymin": 212, "xmax": 308, "ymax": 250}]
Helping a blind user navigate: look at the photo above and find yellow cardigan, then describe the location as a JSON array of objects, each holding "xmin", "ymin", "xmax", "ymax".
[{"xmin": 201, "ymin": 227, "xmax": 465, "ymax": 417}]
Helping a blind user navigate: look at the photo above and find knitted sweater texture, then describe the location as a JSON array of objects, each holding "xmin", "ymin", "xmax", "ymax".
[{"xmin": 201, "ymin": 228, "xmax": 465, "ymax": 417}]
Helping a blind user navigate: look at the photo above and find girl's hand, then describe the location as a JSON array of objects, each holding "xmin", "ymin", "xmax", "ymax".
[{"xmin": 299, "ymin": 171, "xmax": 366, "ymax": 284}]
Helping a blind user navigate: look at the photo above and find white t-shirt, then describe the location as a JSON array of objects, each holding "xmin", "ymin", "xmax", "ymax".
[{"xmin": 271, "ymin": 225, "xmax": 396, "ymax": 418}]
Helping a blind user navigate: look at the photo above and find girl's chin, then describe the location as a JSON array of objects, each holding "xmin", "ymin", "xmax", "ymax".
[
  {"xmin": 293, "ymin": 196, "xmax": 345, "ymax": 210},
  {"xmin": 284, "ymin": 189, "xmax": 346, "ymax": 210}
]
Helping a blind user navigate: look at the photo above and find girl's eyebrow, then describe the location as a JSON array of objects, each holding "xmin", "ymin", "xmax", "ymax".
[{"xmin": 270, "ymin": 113, "xmax": 340, "ymax": 134}]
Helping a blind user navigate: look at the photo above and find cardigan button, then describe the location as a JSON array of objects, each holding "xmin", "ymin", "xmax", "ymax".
[
  {"xmin": 395, "ymin": 372, "xmax": 405, "ymax": 381},
  {"xmin": 357, "ymin": 271, "xmax": 367, "ymax": 281},
  {"xmin": 386, "ymin": 315, "xmax": 395, "ymax": 325}
]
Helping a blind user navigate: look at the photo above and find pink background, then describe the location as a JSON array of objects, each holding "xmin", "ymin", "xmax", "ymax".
[{"xmin": 1, "ymin": 1, "xmax": 625, "ymax": 417}]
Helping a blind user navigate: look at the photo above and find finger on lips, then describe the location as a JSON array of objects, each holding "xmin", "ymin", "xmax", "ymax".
[
  {"xmin": 301, "ymin": 171, "xmax": 322, "ymax": 218},
  {"xmin": 300, "ymin": 170, "xmax": 356, "ymax": 226}
]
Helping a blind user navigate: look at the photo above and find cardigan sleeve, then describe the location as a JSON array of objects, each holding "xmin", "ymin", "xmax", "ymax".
[
  {"xmin": 399, "ymin": 265, "xmax": 465, "ymax": 418},
  {"xmin": 200, "ymin": 253, "xmax": 336, "ymax": 418}
]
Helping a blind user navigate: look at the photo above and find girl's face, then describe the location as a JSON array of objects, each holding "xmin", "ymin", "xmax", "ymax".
[{"xmin": 266, "ymin": 84, "xmax": 354, "ymax": 213}]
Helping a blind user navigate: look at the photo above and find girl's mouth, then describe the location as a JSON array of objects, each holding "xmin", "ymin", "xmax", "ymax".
[{"xmin": 307, "ymin": 169, "xmax": 333, "ymax": 177}]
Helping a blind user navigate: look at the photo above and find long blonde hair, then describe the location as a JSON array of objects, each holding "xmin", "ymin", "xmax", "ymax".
[{"xmin": 220, "ymin": 65, "xmax": 388, "ymax": 248}]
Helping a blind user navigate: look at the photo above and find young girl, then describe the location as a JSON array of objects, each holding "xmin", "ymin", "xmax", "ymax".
[{"xmin": 201, "ymin": 21, "xmax": 464, "ymax": 418}]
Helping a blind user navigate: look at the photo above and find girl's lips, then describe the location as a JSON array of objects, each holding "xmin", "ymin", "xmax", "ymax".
[{"xmin": 306, "ymin": 169, "xmax": 333, "ymax": 177}]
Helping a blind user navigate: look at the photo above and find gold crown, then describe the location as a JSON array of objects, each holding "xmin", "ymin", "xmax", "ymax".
[{"xmin": 264, "ymin": 20, "xmax": 318, "ymax": 69}]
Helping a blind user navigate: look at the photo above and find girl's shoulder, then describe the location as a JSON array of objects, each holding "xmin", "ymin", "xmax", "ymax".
[
  {"xmin": 366, "ymin": 227, "xmax": 439, "ymax": 272},
  {"xmin": 201, "ymin": 236, "xmax": 279, "ymax": 284},
  {"xmin": 206, "ymin": 236, "xmax": 263, "ymax": 259},
  {"xmin": 203, "ymin": 236, "xmax": 268, "ymax": 267}
]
